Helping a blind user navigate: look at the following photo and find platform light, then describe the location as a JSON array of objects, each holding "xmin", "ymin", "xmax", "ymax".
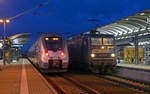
[
  {"xmin": 0, "ymin": 19, "xmax": 4, "ymax": 23},
  {"xmin": 0, "ymin": 19, "xmax": 10, "ymax": 23},
  {"xmin": 0, "ymin": 19, "xmax": 11, "ymax": 40},
  {"xmin": 5, "ymin": 19, "xmax": 10, "ymax": 23},
  {"xmin": 0, "ymin": 43, "xmax": 3, "ymax": 48}
]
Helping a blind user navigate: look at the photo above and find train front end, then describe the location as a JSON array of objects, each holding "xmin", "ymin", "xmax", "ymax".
[
  {"xmin": 89, "ymin": 35, "xmax": 117, "ymax": 73},
  {"xmin": 40, "ymin": 35, "xmax": 69, "ymax": 73}
]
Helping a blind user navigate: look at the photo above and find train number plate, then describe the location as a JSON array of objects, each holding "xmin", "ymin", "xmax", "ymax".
[
  {"xmin": 53, "ymin": 56, "xmax": 58, "ymax": 59},
  {"xmin": 53, "ymin": 60, "xmax": 60, "ymax": 63},
  {"xmin": 53, "ymin": 60, "xmax": 60, "ymax": 67}
]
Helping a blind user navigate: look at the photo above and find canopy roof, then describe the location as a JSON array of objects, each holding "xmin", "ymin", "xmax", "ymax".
[
  {"xmin": 96, "ymin": 9, "xmax": 150, "ymax": 46},
  {"xmin": 9, "ymin": 33, "xmax": 31, "ymax": 45}
]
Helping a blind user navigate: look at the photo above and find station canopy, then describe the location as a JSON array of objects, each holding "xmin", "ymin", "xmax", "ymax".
[
  {"xmin": 8, "ymin": 33, "xmax": 31, "ymax": 45},
  {"xmin": 96, "ymin": 9, "xmax": 150, "ymax": 46}
]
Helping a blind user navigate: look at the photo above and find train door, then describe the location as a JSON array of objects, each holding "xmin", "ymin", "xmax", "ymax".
[{"xmin": 80, "ymin": 37, "xmax": 90, "ymax": 69}]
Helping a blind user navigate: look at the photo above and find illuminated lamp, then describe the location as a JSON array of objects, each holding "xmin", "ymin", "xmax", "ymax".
[
  {"xmin": 0, "ymin": 43, "xmax": 3, "ymax": 48},
  {"xmin": 45, "ymin": 38, "xmax": 49, "ymax": 40},
  {"xmin": 45, "ymin": 51, "xmax": 49, "ymax": 56},
  {"xmin": 60, "ymin": 51, "xmax": 65, "ymax": 56},
  {"xmin": 53, "ymin": 38, "xmax": 59, "ymax": 40}
]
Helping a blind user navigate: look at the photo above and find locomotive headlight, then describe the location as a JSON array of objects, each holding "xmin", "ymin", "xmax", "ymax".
[
  {"xmin": 111, "ymin": 53, "xmax": 115, "ymax": 57},
  {"xmin": 101, "ymin": 46, "xmax": 104, "ymax": 49},
  {"xmin": 91, "ymin": 53, "xmax": 95, "ymax": 58}
]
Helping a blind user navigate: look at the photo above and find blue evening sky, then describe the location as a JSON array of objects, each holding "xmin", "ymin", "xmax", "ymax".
[{"xmin": 0, "ymin": 0, "xmax": 150, "ymax": 50}]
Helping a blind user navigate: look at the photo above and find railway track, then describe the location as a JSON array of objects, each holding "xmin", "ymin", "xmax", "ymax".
[
  {"xmin": 45, "ymin": 72, "xmax": 145, "ymax": 94},
  {"xmin": 45, "ymin": 74, "xmax": 100, "ymax": 94},
  {"xmin": 28, "ymin": 58, "xmax": 149, "ymax": 94},
  {"xmin": 96, "ymin": 74, "xmax": 150, "ymax": 93},
  {"xmin": 28, "ymin": 58, "xmax": 100, "ymax": 94}
]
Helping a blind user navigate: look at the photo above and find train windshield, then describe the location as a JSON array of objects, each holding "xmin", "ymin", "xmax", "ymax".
[
  {"xmin": 44, "ymin": 37, "xmax": 64, "ymax": 51},
  {"xmin": 91, "ymin": 37, "xmax": 114, "ymax": 53},
  {"xmin": 103, "ymin": 38, "xmax": 113, "ymax": 45},
  {"xmin": 91, "ymin": 38, "xmax": 102, "ymax": 45},
  {"xmin": 91, "ymin": 37, "xmax": 113, "ymax": 45}
]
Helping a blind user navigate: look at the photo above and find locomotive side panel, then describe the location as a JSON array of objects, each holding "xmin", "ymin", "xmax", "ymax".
[
  {"xmin": 68, "ymin": 34, "xmax": 117, "ymax": 73},
  {"xmin": 68, "ymin": 36, "xmax": 83, "ymax": 70},
  {"xmin": 80, "ymin": 37, "xmax": 90, "ymax": 69}
]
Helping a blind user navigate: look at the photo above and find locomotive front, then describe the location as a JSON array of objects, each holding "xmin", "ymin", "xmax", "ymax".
[
  {"xmin": 40, "ymin": 34, "xmax": 69, "ymax": 72},
  {"xmin": 89, "ymin": 35, "xmax": 117, "ymax": 73}
]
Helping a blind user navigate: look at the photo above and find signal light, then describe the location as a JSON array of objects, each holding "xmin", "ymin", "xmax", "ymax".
[
  {"xmin": 45, "ymin": 38, "xmax": 49, "ymax": 40},
  {"xmin": 60, "ymin": 51, "xmax": 65, "ymax": 56},
  {"xmin": 45, "ymin": 51, "xmax": 49, "ymax": 56}
]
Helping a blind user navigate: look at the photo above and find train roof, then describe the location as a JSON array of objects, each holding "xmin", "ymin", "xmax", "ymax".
[
  {"xmin": 68, "ymin": 33, "xmax": 114, "ymax": 40},
  {"xmin": 40, "ymin": 32, "xmax": 63, "ymax": 38},
  {"xmin": 83, "ymin": 33, "xmax": 114, "ymax": 38}
]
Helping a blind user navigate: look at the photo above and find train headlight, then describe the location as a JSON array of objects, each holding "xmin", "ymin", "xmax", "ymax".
[
  {"xmin": 101, "ymin": 46, "xmax": 104, "ymax": 49},
  {"xmin": 91, "ymin": 53, "xmax": 95, "ymax": 58},
  {"xmin": 111, "ymin": 53, "xmax": 115, "ymax": 57}
]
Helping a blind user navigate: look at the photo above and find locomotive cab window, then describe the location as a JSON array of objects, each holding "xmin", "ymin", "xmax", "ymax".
[
  {"xmin": 103, "ymin": 38, "xmax": 113, "ymax": 45},
  {"xmin": 91, "ymin": 38, "xmax": 102, "ymax": 45}
]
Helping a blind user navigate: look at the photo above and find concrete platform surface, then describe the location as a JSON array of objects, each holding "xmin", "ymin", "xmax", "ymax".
[
  {"xmin": 0, "ymin": 59, "xmax": 57, "ymax": 94},
  {"xmin": 117, "ymin": 63, "xmax": 150, "ymax": 70}
]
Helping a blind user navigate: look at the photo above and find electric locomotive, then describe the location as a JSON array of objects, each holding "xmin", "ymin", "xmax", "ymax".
[
  {"xmin": 68, "ymin": 31, "xmax": 116, "ymax": 73},
  {"xmin": 28, "ymin": 32, "xmax": 69, "ymax": 73}
]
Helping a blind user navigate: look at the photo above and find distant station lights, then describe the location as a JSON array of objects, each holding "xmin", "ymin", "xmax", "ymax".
[{"xmin": 140, "ymin": 13, "xmax": 145, "ymax": 15}]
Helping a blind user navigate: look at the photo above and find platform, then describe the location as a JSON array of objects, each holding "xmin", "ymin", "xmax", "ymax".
[
  {"xmin": 117, "ymin": 63, "xmax": 150, "ymax": 71},
  {"xmin": 0, "ymin": 58, "xmax": 57, "ymax": 94}
]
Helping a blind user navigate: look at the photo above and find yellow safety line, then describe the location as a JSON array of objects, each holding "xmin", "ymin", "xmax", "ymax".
[{"xmin": 20, "ymin": 59, "xmax": 29, "ymax": 94}]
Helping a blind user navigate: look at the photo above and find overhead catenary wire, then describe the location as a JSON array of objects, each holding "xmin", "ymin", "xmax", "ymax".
[{"xmin": 8, "ymin": 0, "xmax": 52, "ymax": 20}]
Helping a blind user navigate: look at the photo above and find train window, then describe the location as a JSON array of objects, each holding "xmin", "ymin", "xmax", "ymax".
[
  {"xmin": 91, "ymin": 38, "xmax": 102, "ymax": 45},
  {"xmin": 103, "ymin": 38, "xmax": 113, "ymax": 45},
  {"xmin": 44, "ymin": 37, "xmax": 64, "ymax": 51}
]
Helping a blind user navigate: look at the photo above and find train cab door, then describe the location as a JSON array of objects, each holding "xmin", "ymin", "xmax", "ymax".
[{"xmin": 81, "ymin": 38, "xmax": 89, "ymax": 69}]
